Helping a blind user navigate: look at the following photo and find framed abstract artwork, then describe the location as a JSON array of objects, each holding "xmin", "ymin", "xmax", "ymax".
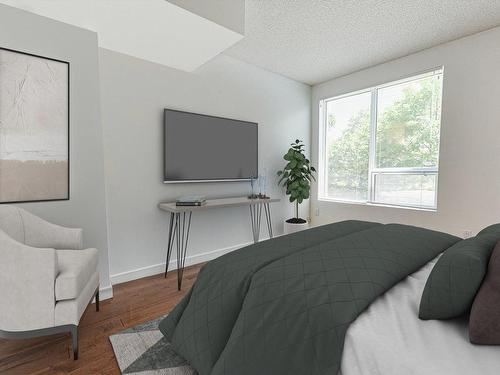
[{"xmin": 0, "ymin": 47, "xmax": 69, "ymax": 203}]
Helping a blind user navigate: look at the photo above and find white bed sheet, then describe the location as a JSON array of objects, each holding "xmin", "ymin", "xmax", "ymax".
[{"xmin": 340, "ymin": 258, "xmax": 500, "ymax": 375}]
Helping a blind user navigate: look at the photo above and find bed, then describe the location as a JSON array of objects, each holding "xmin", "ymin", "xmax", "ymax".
[
  {"xmin": 159, "ymin": 221, "xmax": 500, "ymax": 375},
  {"xmin": 340, "ymin": 257, "xmax": 500, "ymax": 375}
]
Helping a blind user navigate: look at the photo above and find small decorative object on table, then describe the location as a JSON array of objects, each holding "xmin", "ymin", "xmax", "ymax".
[
  {"xmin": 247, "ymin": 193, "xmax": 270, "ymax": 199},
  {"xmin": 258, "ymin": 167, "xmax": 268, "ymax": 196},
  {"xmin": 249, "ymin": 169, "xmax": 270, "ymax": 199},
  {"xmin": 277, "ymin": 139, "xmax": 316, "ymax": 234}
]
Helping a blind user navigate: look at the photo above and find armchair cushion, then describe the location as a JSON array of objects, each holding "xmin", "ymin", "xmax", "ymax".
[
  {"xmin": 55, "ymin": 271, "xmax": 99, "ymax": 326},
  {"xmin": 55, "ymin": 248, "xmax": 99, "ymax": 301}
]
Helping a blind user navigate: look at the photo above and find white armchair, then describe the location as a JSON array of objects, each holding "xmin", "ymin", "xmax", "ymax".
[{"xmin": 0, "ymin": 205, "xmax": 99, "ymax": 360}]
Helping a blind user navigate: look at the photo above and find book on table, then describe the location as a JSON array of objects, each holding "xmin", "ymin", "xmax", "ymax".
[{"xmin": 176, "ymin": 196, "xmax": 207, "ymax": 206}]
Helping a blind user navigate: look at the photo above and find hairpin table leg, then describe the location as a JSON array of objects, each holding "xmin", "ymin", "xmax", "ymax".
[
  {"xmin": 264, "ymin": 202, "xmax": 273, "ymax": 239},
  {"xmin": 175, "ymin": 212, "xmax": 192, "ymax": 290},
  {"xmin": 249, "ymin": 204, "xmax": 262, "ymax": 243},
  {"xmin": 164, "ymin": 212, "xmax": 176, "ymax": 278}
]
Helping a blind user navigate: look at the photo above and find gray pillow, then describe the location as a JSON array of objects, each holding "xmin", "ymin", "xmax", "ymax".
[
  {"xmin": 469, "ymin": 240, "xmax": 500, "ymax": 344},
  {"xmin": 419, "ymin": 232, "xmax": 498, "ymax": 320},
  {"xmin": 477, "ymin": 223, "xmax": 500, "ymax": 237}
]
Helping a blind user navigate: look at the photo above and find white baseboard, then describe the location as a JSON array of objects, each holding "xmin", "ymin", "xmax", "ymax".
[
  {"xmin": 99, "ymin": 285, "xmax": 114, "ymax": 300},
  {"xmin": 109, "ymin": 241, "xmax": 254, "ymax": 286},
  {"xmin": 91, "ymin": 284, "xmax": 113, "ymax": 303}
]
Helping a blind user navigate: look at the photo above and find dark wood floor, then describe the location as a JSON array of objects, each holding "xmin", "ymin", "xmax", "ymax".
[{"xmin": 0, "ymin": 264, "xmax": 203, "ymax": 374}]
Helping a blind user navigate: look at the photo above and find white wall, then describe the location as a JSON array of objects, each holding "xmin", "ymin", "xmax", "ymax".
[
  {"xmin": 98, "ymin": 49, "xmax": 311, "ymax": 282},
  {"xmin": 0, "ymin": 4, "xmax": 112, "ymax": 296},
  {"xmin": 311, "ymin": 27, "xmax": 500, "ymax": 237}
]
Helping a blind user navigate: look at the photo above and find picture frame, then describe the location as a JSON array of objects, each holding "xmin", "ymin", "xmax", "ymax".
[{"xmin": 0, "ymin": 46, "xmax": 70, "ymax": 203}]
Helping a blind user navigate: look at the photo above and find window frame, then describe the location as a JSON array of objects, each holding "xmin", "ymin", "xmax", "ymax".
[{"xmin": 318, "ymin": 67, "xmax": 444, "ymax": 211}]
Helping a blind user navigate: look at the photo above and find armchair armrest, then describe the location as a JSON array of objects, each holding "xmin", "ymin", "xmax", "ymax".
[
  {"xmin": 20, "ymin": 210, "xmax": 83, "ymax": 250},
  {"xmin": 0, "ymin": 230, "xmax": 57, "ymax": 331}
]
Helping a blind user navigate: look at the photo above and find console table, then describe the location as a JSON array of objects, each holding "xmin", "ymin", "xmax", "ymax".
[{"xmin": 158, "ymin": 197, "xmax": 280, "ymax": 290}]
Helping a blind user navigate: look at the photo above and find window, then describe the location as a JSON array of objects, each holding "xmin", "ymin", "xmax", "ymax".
[{"xmin": 319, "ymin": 69, "xmax": 443, "ymax": 210}]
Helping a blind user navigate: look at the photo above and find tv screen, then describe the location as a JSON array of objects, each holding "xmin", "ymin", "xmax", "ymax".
[{"xmin": 163, "ymin": 109, "xmax": 258, "ymax": 182}]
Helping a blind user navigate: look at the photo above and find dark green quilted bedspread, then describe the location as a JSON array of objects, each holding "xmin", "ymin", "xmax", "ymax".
[{"xmin": 159, "ymin": 221, "xmax": 460, "ymax": 375}]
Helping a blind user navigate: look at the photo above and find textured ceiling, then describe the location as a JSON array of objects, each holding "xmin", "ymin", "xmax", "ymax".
[{"xmin": 225, "ymin": 0, "xmax": 500, "ymax": 85}]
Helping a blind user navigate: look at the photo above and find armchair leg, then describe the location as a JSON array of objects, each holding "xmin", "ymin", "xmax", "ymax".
[
  {"xmin": 95, "ymin": 290, "xmax": 100, "ymax": 312},
  {"xmin": 70, "ymin": 325, "xmax": 78, "ymax": 360}
]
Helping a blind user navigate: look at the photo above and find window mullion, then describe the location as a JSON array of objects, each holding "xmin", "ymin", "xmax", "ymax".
[
  {"xmin": 371, "ymin": 167, "xmax": 438, "ymax": 173},
  {"xmin": 321, "ymin": 101, "xmax": 329, "ymax": 197},
  {"xmin": 367, "ymin": 88, "xmax": 378, "ymax": 203}
]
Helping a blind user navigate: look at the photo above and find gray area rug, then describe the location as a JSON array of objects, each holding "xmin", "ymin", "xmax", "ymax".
[{"xmin": 109, "ymin": 315, "xmax": 198, "ymax": 374}]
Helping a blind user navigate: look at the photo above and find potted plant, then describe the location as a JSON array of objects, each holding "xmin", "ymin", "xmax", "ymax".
[{"xmin": 277, "ymin": 139, "xmax": 316, "ymax": 234}]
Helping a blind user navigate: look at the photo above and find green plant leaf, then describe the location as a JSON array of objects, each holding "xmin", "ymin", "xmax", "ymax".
[{"xmin": 284, "ymin": 149, "xmax": 294, "ymax": 161}]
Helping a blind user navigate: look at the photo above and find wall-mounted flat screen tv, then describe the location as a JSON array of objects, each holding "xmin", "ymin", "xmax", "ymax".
[{"xmin": 163, "ymin": 109, "xmax": 258, "ymax": 183}]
